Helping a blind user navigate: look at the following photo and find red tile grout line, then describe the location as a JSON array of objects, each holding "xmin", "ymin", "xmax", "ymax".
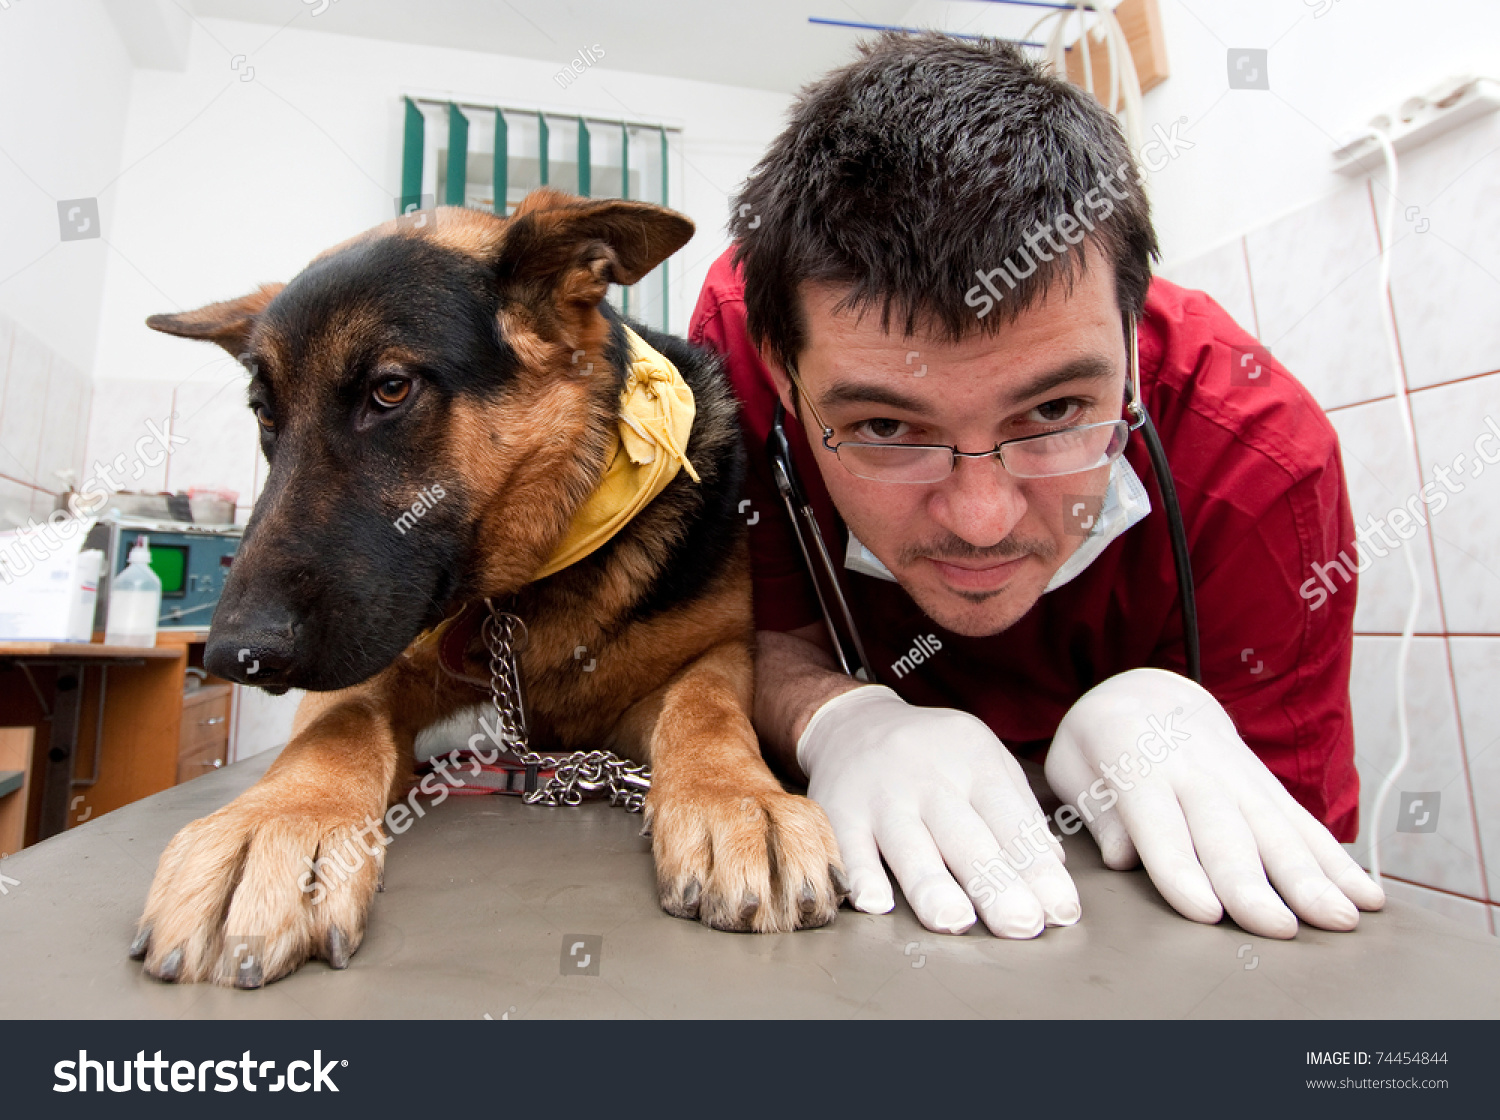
[
  {"xmin": 1364, "ymin": 176, "xmax": 1494, "ymax": 914},
  {"xmin": 1408, "ymin": 367, "xmax": 1500, "ymax": 393},
  {"xmin": 30, "ymin": 351, "xmax": 53, "ymax": 501},
  {"xmin": 77, "ymin": 374, "xmax": 95, "ymax": 495},
  {"xmin": 1322, "ymin": 369, "xmax": 1500, "ymax": 415},
  {"xmin": 1324, "ymin": 392, "xmax": 1396, "ymax": 414},
  {"xmin": 1378, "ymin": 870, "xmax": 1494, "ymax": 911},
  {"xmin": 0, "ymin": 471, "xmax": 51, "ymax": 492},
  {"xmin": 163, "ymin": 386, "xmax": 178, "ymax": 493}
]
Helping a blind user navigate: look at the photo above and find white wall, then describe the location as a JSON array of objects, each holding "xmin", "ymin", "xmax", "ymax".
[
  {"xmin": 0, "ymin": 0, "xmax": 135, "ymax": 375},
  {"xmin": 0, "ymin": 0, "xmax": 135, "ymax": 519},
  {"xmin": 1142, "ymin": 0, "xmax": 1500, "ymax": 268}
]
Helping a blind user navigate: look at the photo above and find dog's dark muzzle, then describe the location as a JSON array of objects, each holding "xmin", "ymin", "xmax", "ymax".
[{"xmin": 205, "ymin": 602, "xmax": 301, "ymax": 690}]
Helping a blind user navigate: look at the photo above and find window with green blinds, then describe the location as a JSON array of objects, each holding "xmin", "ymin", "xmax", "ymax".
[{"xmin": 401, "ymin": 97, "xmax": 679, "ymax": 332}]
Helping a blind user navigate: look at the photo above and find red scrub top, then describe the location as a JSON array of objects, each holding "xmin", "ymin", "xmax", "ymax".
[{"xmin": 690, "ymin": 249, "xmax": 1360, "ymax": 841}]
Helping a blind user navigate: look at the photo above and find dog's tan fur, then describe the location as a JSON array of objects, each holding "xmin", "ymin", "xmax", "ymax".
[{"xmin": 135, "ymin": 190, "xmax": 845, "ymax": 986}]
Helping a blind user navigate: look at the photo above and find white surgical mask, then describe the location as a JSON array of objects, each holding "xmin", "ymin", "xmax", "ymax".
[{"xmin": 842, "ymin": 457, "xmax": 1152, "ymax": 594}]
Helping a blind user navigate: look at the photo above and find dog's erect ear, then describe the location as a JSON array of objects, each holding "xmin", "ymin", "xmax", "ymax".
[
  {"xmin": 496, "ymin": 188, "xmax": 694, "ymax": 310},
  {"xmin": 145, "ymin": 282, "xmax": 286, "ymax": 360}
]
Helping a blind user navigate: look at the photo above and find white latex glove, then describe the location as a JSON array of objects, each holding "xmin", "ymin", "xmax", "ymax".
[
  {"xmin": 1044, "ymin": 667, "xmax": 1385, "ymax": 938},
  {"xmin": 797, "ymin": 685, "xmax": 1081, "ymax": 938}
]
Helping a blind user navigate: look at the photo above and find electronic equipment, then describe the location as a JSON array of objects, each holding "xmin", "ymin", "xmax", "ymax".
[{"xmin": 83, "ymin": 518, "xmax": 242, "ymax": 632}]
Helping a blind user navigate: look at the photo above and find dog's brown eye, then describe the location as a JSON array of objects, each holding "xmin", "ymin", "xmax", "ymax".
[
  {"xmin": 372, "ymin": 377, "xmax": 411, "ymax": 409},
  {"xmin": 252, "ymin": 404, "xmax": 274, "ymax": 431}
]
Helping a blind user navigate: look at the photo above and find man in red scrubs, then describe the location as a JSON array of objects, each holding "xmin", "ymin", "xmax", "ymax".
[{"xmin": 690, "ymin": 33, "xmax": 1384, "ymax": 940}]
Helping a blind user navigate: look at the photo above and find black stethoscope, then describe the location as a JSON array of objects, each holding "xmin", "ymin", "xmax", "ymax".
[{"xmin": 766, "ymin": 313, "xmax": 1201, "ymax": 687}]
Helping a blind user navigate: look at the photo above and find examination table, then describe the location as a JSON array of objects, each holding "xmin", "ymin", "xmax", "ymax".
[{"xmin": 1, "ymin": 747, "xmax": 1496, "ymax": 1019}]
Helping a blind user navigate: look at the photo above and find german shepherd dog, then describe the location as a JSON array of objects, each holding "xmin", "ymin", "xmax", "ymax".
[{"xmin": 133, "ymin": 189, "xmax": 846, "ymax": 987}]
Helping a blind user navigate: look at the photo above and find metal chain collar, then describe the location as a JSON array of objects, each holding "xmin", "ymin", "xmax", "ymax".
[{"xmin": 481, "ymin": 600, "xmax": 651, "ymax": 813}]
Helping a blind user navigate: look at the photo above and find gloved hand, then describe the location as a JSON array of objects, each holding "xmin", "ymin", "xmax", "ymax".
[
  {"xmin": 797, "ymin": 685, "xmax": 1081, "ymax": 938},
  {"xmin": 1044, "ymin": 667, "xmax": 1385, "ymax": 938}
]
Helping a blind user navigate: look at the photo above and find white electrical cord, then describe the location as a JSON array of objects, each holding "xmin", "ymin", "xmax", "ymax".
[
  {"xmin": 1023, "ymin": 1, "xmax": 1144, "ymax": 152},
  {"xmin": 1360, "ymin": 126, "xmax": 1421, "ymax": 884}
]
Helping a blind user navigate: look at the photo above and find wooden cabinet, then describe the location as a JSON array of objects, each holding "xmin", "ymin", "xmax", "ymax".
[
  {"xmin": 0, "ymin": 726, "xmax": 35, "ymax": 857},
  {"xmin": 176, "ymin": 684, "xmax": 231, "ymax": 785},
  {"xmin": 0, "ymin": 630, "xmax": 238, "ymax": 848}
]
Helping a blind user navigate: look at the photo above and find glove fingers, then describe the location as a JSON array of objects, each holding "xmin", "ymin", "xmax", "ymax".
[
  {"xmin": 1089, "ymin": 807, "xmax": 1139, "ymax": 870},
  {"xmin": 968, "ymin": 787, "xmax": 1080, "ymax": 927},
  {"xmin": 872, "ymin": 810, "xmax": 977, "ymax": 935},
  {"xmin": 829, "ymin": 818, "xmax": 895, "ymax": 915},
  {"xmin": 1041, "ymin": 742, "xmax": 1139, "ymax": 869},
  {"xmin": 968, "ymin": 770, "xmax": 1066, "ymax": 863},
  {"xmin": 1269, "ymin": 785, "xmax": 1386, "ymax": 912},
  {"xmin": 1110, "ymin": 779, "xmax": 1224, "ymax": 925},
  {"xmin": 1236, "ymin": 787, "xmax": 1359, "ymax": 932},
  {"xmin": 923, "ymin": 797, "xmax": 1047, "ymax": 939},
  {"xmin": 1174, "ymin": 778, "xmax": 1296, "ymax": 938},
  {"xmin": 1042, "ymin": 731, "xmax": 1093, "ymax": 805}
]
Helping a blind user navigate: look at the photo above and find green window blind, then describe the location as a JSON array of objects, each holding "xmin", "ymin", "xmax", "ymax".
[
  {"xmin": 578, "ymin": 118, "xmax": 592, "ymax": 198},
  {"xmin": 400, "ymin": 97, "xmax": 424, "ymax": 215},
  {"xmin": 493, "ymin": 111, "xmax": 507, "ymax": 216},
  {"xmin": 539, "ymin": 113, "xmax": 549, "ymax": 187},
  {"xmin": 445, "ymin": 104, "xmax": 468, "ymax": 206},
  {"xmin": 401, "ymin": 98, "xmax": 678, "ymax": 330}
]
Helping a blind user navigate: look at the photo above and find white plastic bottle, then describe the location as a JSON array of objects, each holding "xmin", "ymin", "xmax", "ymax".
[{"xmin": 104, "ymin": 536, "xmax": 162, "ymax": 647}]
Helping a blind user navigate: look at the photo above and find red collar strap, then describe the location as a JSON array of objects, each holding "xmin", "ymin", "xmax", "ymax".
[
  {"xmin": 409, "ymin": 598, "xmax": 508, "ymax": 690},
  {"xmin": 413, "ymin": 751, "xmax": 558, "ymax": 797},
  {"xmin": 436, "ymin": 601, "xmax": 488, "ymax": 685}
]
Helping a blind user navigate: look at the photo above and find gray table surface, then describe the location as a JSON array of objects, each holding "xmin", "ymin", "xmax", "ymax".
[{"xmin": 1, "ymin": 747, "xmax": 1496, "ymax": 1019}]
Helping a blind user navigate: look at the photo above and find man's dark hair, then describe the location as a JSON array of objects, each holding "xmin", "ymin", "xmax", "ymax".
[{"xmin": 730, "ymin": 32, "xmax": 1159, "ymax": 376}]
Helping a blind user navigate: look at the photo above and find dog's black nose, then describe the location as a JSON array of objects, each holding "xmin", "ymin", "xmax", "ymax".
[{"xmin": 205, "ymin": 609, "xmax": 298, "ymax": 686}]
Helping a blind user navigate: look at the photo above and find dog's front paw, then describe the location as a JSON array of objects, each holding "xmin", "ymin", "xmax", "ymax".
[
  {"xmin": 130, "ymin": 793, "xmax": 386, "ymax": 987},
  {"xmin": 645, "ymin": 787, "xmax": 848, "ymax": 933}
]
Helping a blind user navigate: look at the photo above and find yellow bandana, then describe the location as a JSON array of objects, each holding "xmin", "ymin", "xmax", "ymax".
[{"xmin": 530, "ymin": 325, "xmax": 701, "ymax": 581}]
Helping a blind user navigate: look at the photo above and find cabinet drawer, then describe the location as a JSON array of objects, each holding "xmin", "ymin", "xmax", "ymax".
[
  {"xmin": 176, "ymin": 738, "xmax": 227, "ymax": 784},
  {"xmin": 180, "ymin": 705, "xmax": 229, "ymax": 755},
  {"xmin": 177, "ymin": 685, "xmax": 231, "ymax": 784}
]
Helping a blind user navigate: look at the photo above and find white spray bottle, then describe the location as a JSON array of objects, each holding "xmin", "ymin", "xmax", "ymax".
[{"xmin": 104, "ymin": 535, "xmax": 162, "ymax": 647}]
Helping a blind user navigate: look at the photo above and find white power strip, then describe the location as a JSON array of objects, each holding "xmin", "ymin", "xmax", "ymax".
[{"xmin": 1332, "ymin": 75, "xmax": 1500, "ymax": 175}]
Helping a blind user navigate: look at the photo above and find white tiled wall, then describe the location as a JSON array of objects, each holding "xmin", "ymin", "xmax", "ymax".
[
  {"xmin": 229, "ymin": 683, "xmax": 304, "ymax": 766},
  {"xmin": 1325, "ymin": 400, "xmax": 1445, "ymax": 635},
  {"xmin": 83, "ymin": 366, "xmax": 261, "ymax": 522},
  {"xmin": 0, "ymin": 309, "xmax": 91, "ymax": 525},
  {"xmin": 1160, "ymin": 110, "xmax": 1500, "ymax": 936},
  {"xmin": 1243, "ymin": 181, "xmax": 1391, "ymax": 411}
]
